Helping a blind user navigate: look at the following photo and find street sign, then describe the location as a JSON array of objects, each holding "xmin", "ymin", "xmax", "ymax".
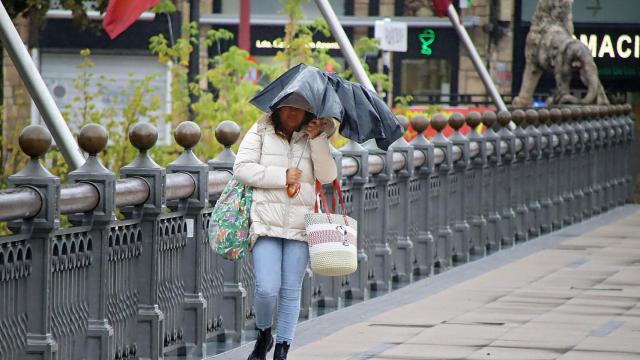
[{"xmin": 374, "ymin": 19, "xmax": 408, "ymax": 52}]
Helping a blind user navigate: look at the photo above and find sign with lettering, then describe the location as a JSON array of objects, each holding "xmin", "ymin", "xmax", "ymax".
[{"xmin": 374, "ymin": 19, "xmax": 408, "ymax": 52}]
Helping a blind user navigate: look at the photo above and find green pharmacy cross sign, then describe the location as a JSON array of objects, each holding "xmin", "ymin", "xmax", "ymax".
[{"xmin": 419, "ymin": 29, "xmax": 436, "ymax": 56}]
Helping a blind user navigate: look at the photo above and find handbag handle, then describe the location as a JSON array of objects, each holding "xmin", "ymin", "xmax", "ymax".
[{"xmin": 314, "ymin": 179, "xmax": 350, "ymax": 225}]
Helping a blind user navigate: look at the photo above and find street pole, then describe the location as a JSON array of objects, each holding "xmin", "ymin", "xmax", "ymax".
[
  {"xmin": 0, "ymin": 2, "xmax": 84, "ymax": 169},
  {"xmin": 188, "ymin": 0, "xmax": 200, "ymax": 119},
  {"xmin": 447, "ymin": 3, "xmax": 507, "ymax": 112},
  {"xmin": 314, "ymin": 0, "xmax": 375, "ymax": 92}
]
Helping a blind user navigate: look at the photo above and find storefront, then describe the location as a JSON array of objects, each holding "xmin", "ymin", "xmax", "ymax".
[
  {"xmin": 203, "ymin": 0, "xmax": 480, "ymax": 105},
  {"xmin": 513, "ymin": 0, "xmax": 640, "ymax": 104}
]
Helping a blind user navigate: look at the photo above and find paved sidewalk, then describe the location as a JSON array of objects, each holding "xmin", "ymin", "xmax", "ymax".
[{"xmin": 213, "ymin": 205, "xmax": 640, "ymax": 360}]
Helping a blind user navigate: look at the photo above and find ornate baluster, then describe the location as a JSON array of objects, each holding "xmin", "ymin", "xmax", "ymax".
[
  {"xmin": 537, "ymin": 109, "xmax": 554, "ymax": 234},
  {"xmin": 511, "ymin": 109, "xmax": 530, "ymax": 241},
  {"xmin": 409, "ymin": 114, "xmax": 435, "ymax": 274},
  {"xmin": 339, "ymin": 140, "xmax": 370, "ymax": 300},
  {"xmin": 448, "ymin": 113, "xmax": 471, "ymax": 263},
  {"xmin": 465, "ymin": 112, "xmax": 488, "ymax": 257},
  {"xmin": 430, "ymin": 114, "xmax": 453, "ymax": 269},
  {"xmin": 362, "ymin": 140, "xmax": 392, "ymax": 292},
  {"xmin": 8, "ymin": 125, "xmax": 59, "ymax": 359},
  {"xmin": 388, "ymin": 116, "xmax": 414, "ymax": 282},
  {"xmin": 119, "ymin": 122, "xmax": 165, "ymax": 359},
  {"xmin": 67, "ymin": 124, "xmax": 115, "ymax": 359},
  {"xmin": 524, "ymin": 109, "xmax": 542, "ymax": 237},
  {"xmin": 481, "ymin": 111, "xmax": 502, "ymax": 252},
  {"xmin": 496, "ymin": 111, "xmax": 516, "ymax": 246},
  {"xmin": 165, "ymin": 121, "xmax": 208, "ymax": 356},
  {"xmin": 548, "ymin": 109, "xmax": 566, "ymax": 230}
]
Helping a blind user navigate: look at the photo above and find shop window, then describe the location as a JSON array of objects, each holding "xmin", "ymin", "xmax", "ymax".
[
  {"xmin": 400, "ymin": 59, "xmax": 451, "ymax": 97},
  {"xmin": 221, "ymin": 0, "xmax": 345, "ymax": 16}
]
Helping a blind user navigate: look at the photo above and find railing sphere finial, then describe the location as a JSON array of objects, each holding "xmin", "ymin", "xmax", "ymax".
[
  {"xmin": 561, "ymin": 107, "xmax": 573, "ymax": 122},
  {"xmin": 497, "ymin": 110, "xmax": 512, "ymax": 128},
  {"xmin": 411, "ymin": 114, "xmax": 429, "ymax": 134},
  {"xmin": 465, "ymin": 111, "xmax": 482, "ymax": 129},
  {"xmin": 525, "ymin": 109, "xmax": 539, "ymax": 125},
  {"xmin": 19, "ymin": 125, "xmax": 52, "ymax": 158},
  {"xmin": 175, "ymin": 121, "xmax": 201, "ymax": 150},
  {"xmin": 215, "ymin": 120, "xmax": 241, "ymax": 148},
  {"xmin": 78, "ymin": 124, "xmax": 108, "ymax": 156},
  {"xmin": 481, "ymin": 111, "xmax": 497, "ymax": 128},
  {"xmin": 396, "ymin": 115, "xmax": 410, "ymax": 132},
  {"xmin": 449, "ymin": 112, "xmax": 465, "ymax": 131},
  {"xmin": 549, "ymin": 108, "xmax": 562, "ymax": 124},
  {"xmin": 129, "ymin": 122, "xmax": 158, "ymax": 152},
  {"xmin": 538, "ymin": 108, "xmax": 550, "ymax": 124},
  {"xmin": 430, "ymin": 113, "xmax": 447, "ymax": 132},
  {"xmin": 623, "ymin": 104, "xmax": 632, "ymax": 115},
  {"xmin": 571, "ymin": 106, "xmax": 585, "ymax": 122},
  {"xmin": 512, "ymin": 109, "xmax": 526, "ymax": 127}
]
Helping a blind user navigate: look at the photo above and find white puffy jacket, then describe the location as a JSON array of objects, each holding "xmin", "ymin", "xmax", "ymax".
[{"xmin": 233, "ymin": 114, "xmax": 338, "ymax": 245}]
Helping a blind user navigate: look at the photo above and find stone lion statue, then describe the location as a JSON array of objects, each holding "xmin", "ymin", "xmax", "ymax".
[{"xmin": 513, "ymin": 0, "xmax": 609, "ymax": 107}]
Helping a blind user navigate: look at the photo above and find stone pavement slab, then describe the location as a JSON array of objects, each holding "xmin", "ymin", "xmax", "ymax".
[{"xmin": 211, "ymin": 205, "xmax": 640, "ymax": 360}]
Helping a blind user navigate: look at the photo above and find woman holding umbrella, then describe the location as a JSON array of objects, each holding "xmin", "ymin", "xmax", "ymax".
[{"xmin": 234, "ymin": 92, "xmax": 337, "ymax": 360}]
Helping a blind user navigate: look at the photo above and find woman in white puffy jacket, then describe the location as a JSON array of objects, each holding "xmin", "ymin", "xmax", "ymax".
[{"xmin": 234, "ymin": 92, "xmax": 337, "ymax": 360}]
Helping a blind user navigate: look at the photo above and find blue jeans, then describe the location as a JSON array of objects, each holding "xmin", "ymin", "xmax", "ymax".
[{"xmin": 252, "ymin": 236, "xmax": 309, "ymax": 344}]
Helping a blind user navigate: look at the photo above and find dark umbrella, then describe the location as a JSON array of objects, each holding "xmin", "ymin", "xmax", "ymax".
[{"xmin": 249, "ymin": 63, "xmax": 403, "ymax": 150}]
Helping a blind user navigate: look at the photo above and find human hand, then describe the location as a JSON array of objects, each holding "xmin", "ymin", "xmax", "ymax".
[
  {"xmin": 307, "ymin": 119, "xmax": 322, "ymax": 139},
  {"xmin": 286, "ymin": 168, "xmax": 302, "ymax": 185}
]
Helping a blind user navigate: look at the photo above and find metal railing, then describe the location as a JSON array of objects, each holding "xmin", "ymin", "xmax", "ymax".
[{"xmin": 0, "ymin": 105, "xmax": 634, "ymax": 360}]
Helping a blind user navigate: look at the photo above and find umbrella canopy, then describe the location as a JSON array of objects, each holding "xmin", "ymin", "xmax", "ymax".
[{"xmin": 249, "ymin": 63, "xmax": 403, "ymax": 150}]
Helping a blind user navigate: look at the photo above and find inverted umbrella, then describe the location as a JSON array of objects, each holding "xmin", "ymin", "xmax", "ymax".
[{"xmin": 249, "ymin": 63, "xmax": 403, "ymax": 150}]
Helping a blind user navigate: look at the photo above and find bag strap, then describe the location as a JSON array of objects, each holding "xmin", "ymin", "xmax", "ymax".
[{"xmin": 314, "ymin": 179, "xmax": 350, "ymax": 226}]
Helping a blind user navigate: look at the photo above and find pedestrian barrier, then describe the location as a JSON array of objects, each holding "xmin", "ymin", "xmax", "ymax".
[{"xmin": 0, "ymin": 105, "xmax": 634, "ymax": 359}]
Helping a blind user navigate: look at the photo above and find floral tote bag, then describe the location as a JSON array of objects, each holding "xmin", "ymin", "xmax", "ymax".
[{"xmin": 208, "ymin": 177, "xmax": 253, "ymax": 260}]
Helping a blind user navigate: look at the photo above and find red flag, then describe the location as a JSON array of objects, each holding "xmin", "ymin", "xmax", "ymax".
[
  {"xmin": 102, "ymin": 0, "xmax": 161, "ymax": 39},
  {"xmin": 431, "ymin": 0, "xmax": 452, "ymax": 17}
]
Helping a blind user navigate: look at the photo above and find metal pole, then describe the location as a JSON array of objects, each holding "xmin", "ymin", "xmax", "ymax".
[
  {"xmin": 188, "ymin": 0, "xmax": 200, "ymax": 119},
  {"xmin": 447, "ymin": 4, "xmax": 507, "ymax": 112},
  {"xmin": 314, "ymin": 0, "xmax": 375, "ymax": 91},
  {"xmin": 0, "ymin": 3, "xmax": 84, "ymax": 169}
]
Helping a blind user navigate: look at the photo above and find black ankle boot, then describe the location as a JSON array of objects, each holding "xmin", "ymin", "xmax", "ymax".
[
  {"xmin": 273, "ymin": 342, "xmax": 290, "ymax": 360},
  {"xmin": 247, "ymin": 328, "xmax": 274, "ymax": 360}
]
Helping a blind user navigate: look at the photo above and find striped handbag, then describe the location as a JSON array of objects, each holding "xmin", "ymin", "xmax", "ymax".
[{"xmin": 304, "ymin": 179, "xmax": 358, "ymax": 276}]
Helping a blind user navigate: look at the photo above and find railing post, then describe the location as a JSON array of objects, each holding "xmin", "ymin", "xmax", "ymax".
[
  {"xmin": 496, "ymin": 111, "xmax": 516, "ymax": 247},
  {"xmin": 560, "ymin": 108, "xmax": 577, "ymax": 223},
  {"xmin": 600, "ymin": 106, "xmax": 616, "ymax": 211},
  {"xmin": 511, "ymin": 110, "xmax": 530, "ymax": 241},
  {"xmin": 119, "ymin": 123, "xmax": 166, "ymax": 360},
  {"xmin": 7, "ymin": 125, "xmax": 60, "ymax": 359},
  {"xmin": 339, "ymin": 140, "xmax": 370, "ymax": 300},
  {"xmin": 464, "ymin": 112, "xmax": 488, "ymax": 257},
  {"xmin": 623, "ymin": 104, "xmax": 635, "ymax": 201},
  {"xmin": 363, "ymin": 141, "xmax": 392, "ymax": 292},
  {"xmin": 67, "ymin": 124, "xmax": 115, "ymax": 360},
  {"xmin": 574, "ymin": 108, "xmax": 588, "ymax": 221},
  {"xmin": 524, "ymin": 110, "xmax": 543, "ymax": 237},
  {"xmin": 166, "ymin": 122, "xmax": 209, "ymax": 357},
  {"xmin": 388, "ymin": 116, "xmax": 415, "ymax": 282},
  {"xmin": 409, "ymin": 115, "xmax": 435, "ymax": 275},
  {"xmin": 549, "ymin": 109, "xmax": 566, "ymax": 230},
  {"xmin": 585, "ymin": 107, "xmax": 601, "ymax": 216},
  {"xmin": 612, "ymin": 106, "xmax": 626, "ymax": 206},
  {"xmin": 430, "ymin": 114, "xmax": 454, "ymax": 269},
  {"xmin": 536, "ymin": 109, "xmax": 554, "ymax": 234},
  {"xmin": 588, "ymin": 106, "xmax": 604, "ymax": 214},
  {"xmin": 448, "ymin": 113, "xmax": 471, "ymax": 263},
  {"xmin": 481, "ymin": 112, "xmax": 502, "ymax": 252},
  {"xmin": 207, "ymin": 121, "xmax": 246, "ymax": 342}
]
